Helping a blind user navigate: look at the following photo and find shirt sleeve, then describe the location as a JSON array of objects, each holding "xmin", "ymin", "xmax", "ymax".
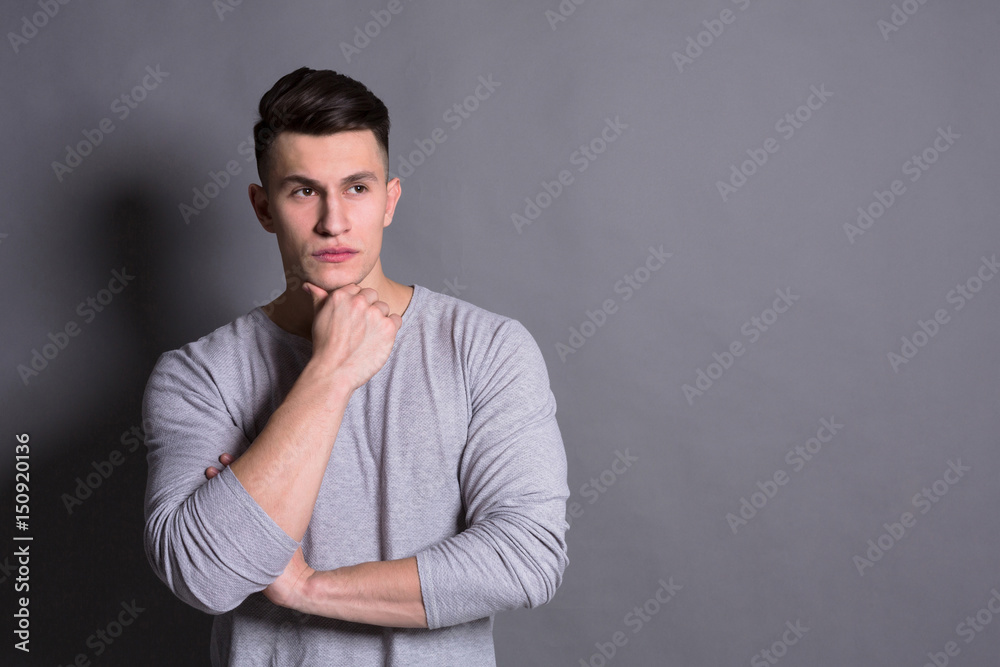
[
  {"xmin": 141, "ymin": 349, "xmax": 301, "ymax": 615},
  {"xmin": 414, "ymin": 318, "xmax": 571, "ymax": 630}
]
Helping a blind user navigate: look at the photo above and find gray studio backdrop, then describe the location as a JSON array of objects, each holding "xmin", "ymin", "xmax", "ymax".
[{"xmin": 2, "ymin": 0, "xmax": 999, "ymax": 665}]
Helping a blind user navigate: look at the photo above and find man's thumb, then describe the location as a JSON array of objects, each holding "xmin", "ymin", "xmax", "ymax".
[{"xmin": 302, "ymin": 282, "xmax": 327, "ymax": 309}]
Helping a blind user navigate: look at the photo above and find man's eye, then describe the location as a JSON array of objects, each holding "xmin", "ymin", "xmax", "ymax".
[
  {"xmin": 349, "ymin": 185, "xmax": 367, "ymax": 194},
  {"xmin": 295, "ymin": 187, "xmax": 314, "ymax": 196}
]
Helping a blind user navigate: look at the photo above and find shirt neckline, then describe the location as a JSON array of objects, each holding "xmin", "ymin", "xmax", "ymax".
[{"xmin": 250, "ymin": 283, "xmax": 423, "ymax": 348}]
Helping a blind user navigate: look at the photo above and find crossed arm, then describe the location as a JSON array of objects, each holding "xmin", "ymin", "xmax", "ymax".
[{"xmin": 205, "ymin": 452, "xmax": 427, "ymax": 628}]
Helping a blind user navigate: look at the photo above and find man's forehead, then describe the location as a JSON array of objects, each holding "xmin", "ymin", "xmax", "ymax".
[{"xmin": 271, "ymin": 130, "xmax": 382, "ymax": 172}]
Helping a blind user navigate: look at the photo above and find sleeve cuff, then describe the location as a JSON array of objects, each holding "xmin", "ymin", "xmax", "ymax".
[{"xmin": 215, "ymin": 465, "xmax": 301, "ymax": 565}]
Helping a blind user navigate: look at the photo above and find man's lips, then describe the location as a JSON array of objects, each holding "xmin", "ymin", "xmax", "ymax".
[{"xmin": 312, "ymin": 248, "xmax": 357, "ymax": 263}]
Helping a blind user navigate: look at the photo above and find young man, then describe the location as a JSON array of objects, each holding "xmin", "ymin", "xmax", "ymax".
[{"xmin": 141, "ymin": 67, "xmax": 570, "ymax": 665}]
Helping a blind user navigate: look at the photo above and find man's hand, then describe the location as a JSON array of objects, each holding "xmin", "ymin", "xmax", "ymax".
[
  {"xmin": 303, "ymin": 282, "xmax": 402, "ymax": 392},
  {"xmin": 205, "ymin": 452, "xmax": 234, "ymax": 479}
]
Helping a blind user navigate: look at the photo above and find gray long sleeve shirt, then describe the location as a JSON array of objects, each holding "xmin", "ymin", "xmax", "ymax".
[{"xmin": 141, "ymin": 284, "xmax": 570, "ymax": 666}]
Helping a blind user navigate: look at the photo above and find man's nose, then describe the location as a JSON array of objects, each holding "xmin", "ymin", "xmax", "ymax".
[{"xmin": 315, "ymin": 195, "xmax": 350, "ymax": 235}]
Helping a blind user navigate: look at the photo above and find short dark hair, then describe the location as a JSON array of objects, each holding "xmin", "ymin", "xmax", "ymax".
[{"xmin": 253, "ymin": 67, "xmax": 391, "ymax": 190}]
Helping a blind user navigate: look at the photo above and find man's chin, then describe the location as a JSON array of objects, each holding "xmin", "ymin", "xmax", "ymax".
[
  {"xmin": 295, "ymin": 259, "xmax": 372, "ymax": 292},
  {"xmin": 301, "ymin": 273, "xmax": 365, "ymax": 294}
]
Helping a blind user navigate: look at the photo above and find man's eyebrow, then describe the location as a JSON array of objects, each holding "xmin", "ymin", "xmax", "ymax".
[
  {"xmin": 277, "ymin": 174, "xmax": 323, "ymax": 190},
  {"xmin": 277, "ymin": 171, "xmax": 380, "ymax": 190},
  {"xmin": 339, "ymin": 171, "xmax": 380, "ymax": 186}
]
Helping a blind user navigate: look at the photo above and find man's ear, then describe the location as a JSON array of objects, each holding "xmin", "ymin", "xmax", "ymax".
[
  {"xmin": 383, "ymin": 177, "xmax": 401, "ymax": 229},
  {"xmin": 249, "ymin": 183, "xmax": 275, "ymax": 233}
]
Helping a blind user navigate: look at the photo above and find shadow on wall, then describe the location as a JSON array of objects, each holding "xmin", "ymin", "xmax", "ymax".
[{"xmin": 7, "ymin": 160, "xmax": 224, "ymax": 664}]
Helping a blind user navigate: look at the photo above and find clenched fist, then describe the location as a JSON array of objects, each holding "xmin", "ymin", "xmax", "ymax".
[{"xmin": 303, "ymin": 282, "xmax": 402, "ymax": 392}]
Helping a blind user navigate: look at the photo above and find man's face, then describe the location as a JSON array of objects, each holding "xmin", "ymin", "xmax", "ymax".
[{"xmin": 252, "ymin": 129, "xmax": 400, "ymax": 294}]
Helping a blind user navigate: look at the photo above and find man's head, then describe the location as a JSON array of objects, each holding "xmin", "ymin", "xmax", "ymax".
[
  {"xmin": 248, "ymin": 68, "xmax": 401, "ymax": 302},
  {"xmin": 253, "ymin": 67, "xmax": 390, "ymax": 189}
]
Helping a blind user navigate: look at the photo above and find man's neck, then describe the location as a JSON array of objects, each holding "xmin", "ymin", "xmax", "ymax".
[{"xmin": 263, "ymin": 278, "xmax": 414, "ymax": 342}]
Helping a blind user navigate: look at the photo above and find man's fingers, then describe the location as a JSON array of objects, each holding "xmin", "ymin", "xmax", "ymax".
[
  {"xmin": 206, "ymin": 453, "xmax": 235, "ymax": 479},
  {"xmin": 373, "ymin": 300, "xmax": 390, "ymax": 317},
  {"xmin": 357, "ymin": 287, "xmax": 380, "ymax": 304}
]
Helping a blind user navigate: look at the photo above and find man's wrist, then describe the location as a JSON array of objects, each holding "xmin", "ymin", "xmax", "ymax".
[
  {"xmin": 298, "ymin": 361, "xmax": 355, "ymax": 408},
  {"xmin": 279, "ymin": 566, "xmax": 330, "ymax": 619},
  {"xmin": 293, "ymin": 567, "xmax": 320, "ymax": 616}
]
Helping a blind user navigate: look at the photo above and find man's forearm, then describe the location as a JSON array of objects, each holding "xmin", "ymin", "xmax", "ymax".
[
  {"xmin": 227, "ymin": 361, "xmax": 352, "ymax": 542},
  {"xmin": 298, "ymin": 557, "xmax": 428, "ymax": 628}
]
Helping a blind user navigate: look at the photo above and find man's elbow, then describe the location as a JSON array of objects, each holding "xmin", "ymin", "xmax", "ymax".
[
  {"xmin": 143, "ymin": 515, "xmax": 259, "ymax": 616},
  {"xmin": 174, "ymin": 582, "xmax": 244, "ymax": 617},
  {"xmin": 488, "ymin": 512, "xmax": 567, "ymax": 611},
  {"xmin": 524, "ymin": 542, "xmax": 569, "ymax": 609},
  {"xmin": 173, "ymin": 566, "xmax": 252, "ymax": 616}
]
